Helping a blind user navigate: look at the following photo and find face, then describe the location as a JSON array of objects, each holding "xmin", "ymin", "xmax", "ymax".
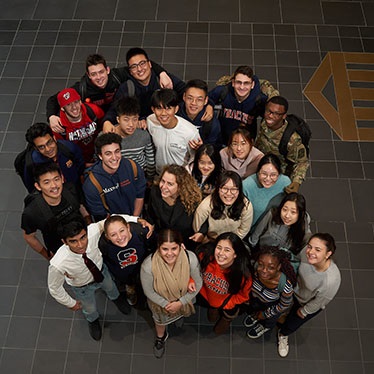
[
  {"xmin": 232, "ymin": 73, "xmax": 254, "ymax": 101},
  {"xmin": 214, "ymin": 239, "xmax": 237, "ymax": 269},
  {"xmin": 264, "ymin": 102, "xmax": 287, "ymax": 130},
  {"xmin": 230, "ymin": 134, "xmax": 252, "ymax": 159},
  {"xmin": 198, "ymin": 154, "xmax": 215, "ymax": 177},
  {"xmin": 183, "ymin": 87, "xmax": 208, "ymax": 119},
  {"xmin": 218, "ymin": 178, "xmax": 239, "ymax": 206},
  {"xmin": 105, "ymin": 221, "xmax": 131, "ymax": 248},
  {"xmin": 64, "ymin": 229, "xmax": 88, "ymax": 255},
  {"xmin": 152, "ymin": 105, "xmax": 179, "ymax": 128},
  {"xmin": 258, "ymin": 163, "xmax": 279, "ymax": 188},
  {"xmin": 128, "ymin": 54, "xmax": 152, "ymax": 86},
  {"xmin": 35, "ymin": 171, "xmax": 63, "ymax": 200},
  {"xmin": 99, "ymin": 143, "xmax": 121, "ymax": 173},
  {"xmin": 159, "ymin": 171, "xmax": 179, "ymax": 200},
  {"xmin": 306, "ymin": 237, "xmax": 332, "ymax": 267},
  {"xmin": 257, "ymin": 254, "xmax": 281, "ymax": 281},
  {"xmin": 33, "ymin": 134, "xmax": 58, "ymax": 159},
  {"xmin": 281, "ymin": 200, "xmax": 299, "ymax": 226},
  {"xmin": 117, "ymin": 114, "xmax": 139, "ymax": 136},
  {"xmin": 62, "ymin": 100, "xmax": 82, "ymax": 121},
  {"xmin": 159, "ymin": 241, "xmax": 181, "ymax": 266},
  {"xmin": 87, "ymin": 63, "xmax": 110, "ymax": 89}
]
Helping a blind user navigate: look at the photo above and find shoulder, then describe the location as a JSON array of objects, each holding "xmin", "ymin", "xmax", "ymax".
[{"xmin": 277, "ymin": 174, "xmax": 292, "ymax": 186}]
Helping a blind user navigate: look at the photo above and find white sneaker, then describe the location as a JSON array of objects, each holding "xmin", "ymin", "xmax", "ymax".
[{"xmin": 277, "ymin": 331, "xmax": 289, "ymax": 358}]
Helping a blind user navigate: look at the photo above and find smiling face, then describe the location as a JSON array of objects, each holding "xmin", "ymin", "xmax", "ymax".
[
  {"xmin": 105, "ymin": 220, "xmax": 132, "ymax": 248},
  {"xmin": 218, "ymin": 178, "xmax": 239, "ymax": 206},
  {"xmin": 62, "ymin": 99, "xmax": 82, "ymax": 122},
  {"xmin": 257, "ymin": 254, "xmax": 281, "ymax": 282},
  {"xmin": 87, "ymin": 63, "xmax": 110, "ymax": 89},
  {"xmin": 306, "ymin": 237, "xmax": 332, "ymax": 268},
  {"xmin": 117, "ymin": 113, "xmax": 138, "ymax": 137},
  {"xmin": 257, "ymin": 163, "xmax": 280, "ymax": 188},
  {"xmin": 63, "ymin": 229, "xmax": 88, "ymax": 255},
  {"xmin": 159, "ymin": 171, "xmax": 179, "ymax": 200},
  {"xmin": 158, "ymin": 241, "xmax": 181, "ymax": 267},
  {"xmin": 33, "ymin": 134, "xmax": 58, "ymax": 160},
  {"xmin": 232, "ymin": 73, "xmax": 254, "ymax": 101},
  {"xmin": 98, "ymin": 143, "xmax": 122, "ymax": 174},
  {"xmin": 34, "ymin": 171, "xmax": 63, "ymax": 202},
  {"xmin": 183, "ymin": 87, "xmax": 208, "ymax": 120},
  {"xmin": 128, "ymin": 54, "xmax": 152, "ymax": 86},
  {"xmin": 152, "ymin": 105, "xmax": 179, "ymax": 129},
  {"xmin": 281, "ymin": 200, "xmax": 299, "ymax": 226},
  {"xmin": 264, "ymin": 102, "xmax": 287, "ymax": 131},
  {"xmin": 230, "ymin": 133, "xmax": 251, "ymax": 159},
  {"xmin": 214, "ymin": 239, "xmax": 237, "ymax": 269},
  {"xmin": 198, "ymin": 153, "xmax": 215, "ymax": 177}
]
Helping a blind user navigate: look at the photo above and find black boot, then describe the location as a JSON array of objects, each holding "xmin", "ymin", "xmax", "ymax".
[
  {"xmin": 113, "ymin": 294, "xmax": 131, "ymax": 315},
  {"xmin": 88, "ymin": 318, "xmax": 102, "ymax": 340}
]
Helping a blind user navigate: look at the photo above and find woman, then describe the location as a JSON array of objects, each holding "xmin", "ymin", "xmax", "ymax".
[
  {"xmin": 277, "ymin": 233, "xmax": 341, "ymax": 358},
  {"xmin": 249, "ymin": 192, "xmax": 311, "ymax": 256},
  {"xmin": 146, "ymin": 164, "xmax": 202, "ymax": 249},
  {"xmin": 198, "ymin": 232, "xmax": 252, "ymax": 334},
  {"xmin": 140, "ymin": 229, "xmax": 202, "ymax": 358},
  {"xmin": 243, "ymin": 153, "xmax": 291, "ymax": 229},
  {"xmin": 244, "ymin": 246, "xmax": 297, "ymax": 339},
  {"xmin": 187, "ymin": 144, "xmax": 222, "ymax": 197},
  {"xmin": 220, "ymin": 127, "xmax": 264, "ymax": 179},
  {"xmin": 98, "ymin": 215, "xmax": 150, "ymax": 308},
  {"xmin": 192, "ymin": 171, "xmax": 253, "ymax": 243}
]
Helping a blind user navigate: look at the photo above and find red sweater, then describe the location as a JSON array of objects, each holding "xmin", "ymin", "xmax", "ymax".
[{"xmin": 199, "ymin": 260, "xmax": 252, "ymax": 310}]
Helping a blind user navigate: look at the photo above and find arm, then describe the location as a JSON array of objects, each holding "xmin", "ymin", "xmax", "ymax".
[
  {"xmin": 23, "ymin": 231, "xmax": 52, "ymax": 260},
  {"xmin": 133, "ymin": 198, "xmax": 144, "ymax": 217},
  {"xmin": 235, "ymin": 200, "xmax": 253, "ymax": 239},
  {"xmin": 192, "ymin": 198, "xmax": 211, "ymax": 233},
  {"xmin": 225, "ymin": 276, "xmax": 252, "ymax": 310},
  {"xmin": 286, "ymin": 136, "xmax": 309, "ymax": 186},
  {"xmin": 262, "ymin": 281, "xmax": 294, "ymax": 319},
  {"xmin": 82, "ymin": 178, "xmax": 108, "ymax": 221},
  {"xmin": 248, "ymin": 210, "xmax": 272, "ymax": 247},
  {"xmin": 48, "ymin": 264, "xmax": 77, "ymax": 308}
]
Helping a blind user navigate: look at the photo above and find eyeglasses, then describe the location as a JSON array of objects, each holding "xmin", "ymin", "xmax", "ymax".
[
  {"xmin": 185, "ymin": 96, "xmax": 205, "ymax": 105},
  {"xmin": 233, "ymin": 80, "xmax": 253, "ymax": 87},
  {"xmin": 265, "ymin": 109, "xmax": 286, "ymax": 118},
  {"xmin": 231, "ymin": 141, "xmax": 249, "ymax": 148},
  {"xmin": 258, "ymin": 171, "xmax": 279, "ymax": 180},
  {"xmin": 128, "ymin": 60, "xmax": 148, "ymax": 72},
  {"xmin": 36, "ymin": 138, "xmax": 55, "ymax": 151},
  {"xmin": 220, "ymin": 186, "xmax": 239, "ymax": 194}
]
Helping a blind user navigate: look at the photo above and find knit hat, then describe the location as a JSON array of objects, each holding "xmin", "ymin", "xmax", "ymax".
[{"xmin": 57, "ymin": 88, "xmax": 81, "ymax": 108}]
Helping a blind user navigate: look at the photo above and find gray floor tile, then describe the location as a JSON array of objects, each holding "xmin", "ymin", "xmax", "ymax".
[
  {"xmin": 198, "ymin": 357, "xmax": 230, "ymax": 374},
  {"xmin": 328, "ymin": 329, "xmax": 362, "ymax": 361},
  {"xmin": 322, "ymin": 2, "xmax": 366, "ymax": 26},
  {"xmin": 198, "ymin": 325, "xmax": 230, "ymax": 356},
  {"xmin": 356, "ymin": 299, "xmax": 374, "ymax": 329},
  {"xmin": 97, "ymin": 353, "xmax": 132, "ymax": 374},
  {"xmin": 32, "ymin": 350, "xmax": 67, "ymax": 374},
  {"xmin": 5, "ymin": 316, "xmax": 40, "ymax": 348},
  {"xmin": 131, "ymin": 354, "xmax": 165, "ymax": 374},
  {"xmin": 0, "ymin": 259, "xmax": 23, "ymax": 285},
  {"xmin": 349, "ymin": 243, "xmax": 374, "ymax": 270},
  {"xmin": 19, "ymin": 259, "xmax": 48, "ymax": 287},
  {"xmin": 352, "ymin": 270, "xmax": 374, "ymax": 298},
  {"xmin": 0, "ymin": 286, "xmax": 16, "ymax": 315},
  {"xmin": 13, "ymin": 287, "xmax": 46, "ymax": 317},
  {"xmin": 310, "ymin": 161, "xmax": 338, "ymax": 178},
  {"xmin": 331, "ymin": 361, "xmax": 365, "ymax": 374},
  {"xmin": 65, "ymin": 352, "xmax": 99, "ymax": 374},
  {"xmin": 37, "ymin": 318, "xmax": 72, "ymax": 350},
  {"xmin": 326, "ymin": 298, "xmax": 358, "ymax": 329},
  {"xmin": 0, "ymin": 348, "xmax": 34, "ymax": 374},
  {"xmin": 100, "ymin": 321, "xmax": 134, "ymax": 353},
  {"xmin": 241, "ymin": 0, "xmax": 281, "ymax": 23},
  {"xmin": 165, "ymin": 355, "xmax": 198, "ymax": 374},
  {"xmin": 158, "ymin": 0, "xmax": 198, "ymax": 22}
]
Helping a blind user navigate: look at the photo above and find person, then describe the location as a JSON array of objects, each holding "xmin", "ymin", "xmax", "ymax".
[
  {"xmin": 48, "ymin": 215, "xmax": 152, "ymax": 341},
  {"xmin": 220, "ymin": 127, "xmax": 264, "ymax": 179},
  {"xmin": 178, "ymin": 79, "xmax": 221, "ymax": 146},
  {"xmin": 46, "ymin": 53, "xmax": 172, "ymax": 132},
  {"xmin": 54, "ymin": 88, "xmax": 104, "ymax": 165},
  {"xmin": 140, "ymin": 229, "xmax": 202, "ymax": 358},
  {"xmin": 198, "ymin": 232, "xmax": 252, "ymax": 334},
  {"xmin": 98, "ymin": 215, "xmax": 150, "ymax": 307},
  {"xmin": 255, "ymin": 96, "xmax": 310, "ymax": 193},
  {"xmin": 242, "ymin": 154, "xmax": 291, "ymax": 229},
  {"xmin": 82, "ymin": 133, "xmax": 146, "ymax": 221},
  {"xmin": 23, "ymin": 122, "xmax": 84, "ymax": 193},
  {"xmin": 21, "ymin": 163, "xmax": 90, "ymax": 259},
  {"xmin": 277, "ymin": 233, "xmax": 341, "ymax": 358},
  {"xmin": 186, "ymin": 143, "xmax": 222, "ymax": 198},
  {"xmin": 146, "ymin": 89, "xmax": 202, "ymax": 174},
  {"xmin": 208, "ymin": 65, "xmax": 267, "ymax": 144},
  {"xmin": 192, "ymin": 171, "xmax": 253, "ymax": 243},
  {"xmin": 111, "ymin": 96, "xmax": 156, "ymax": 181},
  {"xmin": 146, "ymin": 164, "xmax": 202, "ymax": 249},
  {"xmin": 249, "ymin": 192, "xmax": 311, "ymax": 257},
  {"xmin": 244, "ymin": 246, "xmax": 297, "ymax": 339}
]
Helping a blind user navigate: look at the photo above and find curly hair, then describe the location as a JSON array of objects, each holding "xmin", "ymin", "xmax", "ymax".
[
  {"xmin": 255, "ymin": 246, "xmax": 297, "ymax": 287},
  {"xmin": 157, "ymin": 164, "xmax": 202, "ymax": 215}
]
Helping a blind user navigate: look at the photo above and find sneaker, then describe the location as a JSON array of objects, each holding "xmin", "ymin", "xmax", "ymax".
[
  {"xmin": 113, "ymin": 294, "xmax": 131, "ymax": 315},
  {"xmin": 246, "ymin": 323, "xmax": 270, "ymax": 339},
  {"xmin": 88, "ymin": 318, "xmax": 102, "ymax": 341},
  {"xmin": 153, "ymin": 331, "xmax": 169, "ymax": 359},
  {"xmin": 243, "ymin": 314, "xmax": 258, "ymax": 328},
  {"xmin": 125, "ymin": 284, "xmax": 137, "ymax": 306},
  {"xmin": 277, "ymin": 331, "xmax": 289, "ymax": 357}
]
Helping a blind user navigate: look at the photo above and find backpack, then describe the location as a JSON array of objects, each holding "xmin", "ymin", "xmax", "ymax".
[
  {"xmin": 86, "ymin": 158, "xmax": 138, "ymax": 213},
  {"xmin": 279, "ymin": 114, "xmax": 312, "ymax": 157},
  {"xmin": 80, "ymin": 71, "xmax": 121, "ymax": 101}
]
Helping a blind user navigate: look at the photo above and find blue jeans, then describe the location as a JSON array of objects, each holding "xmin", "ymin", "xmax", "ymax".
[{"xmin": 71, "ymin": 263, "xmax": 119, "ymax": 322}]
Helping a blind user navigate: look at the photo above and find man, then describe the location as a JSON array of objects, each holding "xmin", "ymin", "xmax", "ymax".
[
  {"xmin": 21, "ymin": 163, "xmax": 90, "ymax": 259},
  {"xmin": 46, "ymin": 53, "xmax": 172, "ymax": 133},
  {"xmin": 147, "ymin": 89, "xmax": 201, "ymax": 174},
  {"xmin": 48, "ymin": 216, "xmax": 143, "ymax": 340},
  {"xmin": 255, "ymin": 96, "xmax": 310, "ymax": 193},
  {"xmin": 208, "ymin": 65, "xmax": 267, "ymax": 144},
  {"xmin": 23, "ymin": 122, "xmax": 84, "ymax": 193},
  {"xmin": 55, "ymin": 88, "xmax": 104, "ymax": 165},
  {"xmin": 177, "ymin": 79, "xmax": 221, "ymax": 146},
  {"xmin": 83, "ymin": 133, "xmax": 146, "ymax": 221}
]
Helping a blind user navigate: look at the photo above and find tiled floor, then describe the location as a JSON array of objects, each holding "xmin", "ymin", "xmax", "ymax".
[{"xmin": 0, "ymin": 1, "xmax": 373, "ymax": 373}]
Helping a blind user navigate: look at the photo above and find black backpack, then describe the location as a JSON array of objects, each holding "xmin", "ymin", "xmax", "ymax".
[
  {"xmin": 279, "ymin": 114, "xmax": 312, "ymax": 157},
  {"xmin": 79, "ymin": 71, "xmax": 121, "ymax": 101}
]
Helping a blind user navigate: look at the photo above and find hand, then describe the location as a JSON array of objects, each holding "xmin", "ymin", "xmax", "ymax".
[
  {"xmin": 137, "ymin": 119, "xmax": 147, "ymax": 130},
  {"xmin": 296, "ymin": 307, "xmax": 306, "ymax": 319},
  {"xmin": 189, "ymin": 137, "xmax": 203, "ymax": 150},
  {"xmin": 102, "ymin": 120, "xmax": 116, "ymax": 133},
  {"xmin": 165, "ymin": 300, "xmax": 182, "ymax": 314},
  {"xmin": 285, "ymin": 181, "xmax": 300, "ymax": 194},
  {"xmin": 70, "ymin": 301, "xmax": 82, "ymax": 311},
  {"xmin": 49, "ymin": 115, "xmax": 64, "ymax": 133},
  {"xmin": 189, "ymin": 232, "xmax": 205, "ymax": 243},
  {"xmin": 137, "ymin": 218, "xmax": 154, "ymax": 239},
  {"xmin": 187, "ymin": 281, "xmax": 196, "ymax": 293},
  {"xmin": 201, "ymin": 104, "xmax": 213, "ymax": 122},
  {"xmin": 159, "ymin": 72, "xmax": 173, "ymax": 89}
]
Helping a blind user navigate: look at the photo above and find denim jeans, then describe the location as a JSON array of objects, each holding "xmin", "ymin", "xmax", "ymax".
[{"xmin": 71, "ymin": 263, "xmax": 119, "ymax": 322}]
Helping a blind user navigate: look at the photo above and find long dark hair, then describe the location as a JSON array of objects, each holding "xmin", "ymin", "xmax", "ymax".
[
  {"xmin": 199, "ymin": 232, "xmax": 252, "ymax": 294},
  {"xmin": 272, "ymin": 192, "xmax": 307, "ymax": 255},
  {"xmin": 211, "ymin": 171, "xmax": 245, "ymax": 221}
]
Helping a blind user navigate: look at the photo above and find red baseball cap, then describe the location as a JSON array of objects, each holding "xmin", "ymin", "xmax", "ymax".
[{"xmin": 57, "ymin": 88, "xmax": 81, "ymax": 108}]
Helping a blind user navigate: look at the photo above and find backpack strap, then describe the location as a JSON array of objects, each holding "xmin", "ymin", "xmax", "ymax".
[
  {"xmin": 83, "ymin": 103, "xmax": 98, "ymax": 123},
  {"xmin": 128, "ymin": 158, "xmax": 138, "ymax": 180},
  {"xmin": 277, "ymin": 272, "xmax": 287, "ymax": 293},
  {"xmin": 87, "ymin": 171, "xmax": 110, "ymax": 213},
  {"xmin": 111, "ymin": 70, "xmax": 121, "ymax": 86},
  {"xmin": 57, "ymin": 142, "xmax": 75, "ymax": 161},
  {"xmin": 126, "ymin": 80, "xmax": 135, "ymax": 97},
  {"xmin": 79, "ymin": 76, "xmax": 87, "ymax": 101}
]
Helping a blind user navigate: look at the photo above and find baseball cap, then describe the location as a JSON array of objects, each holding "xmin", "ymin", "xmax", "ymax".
[{"xmin": 57, "ymin": 88, "xmax": 81, "ymax": 108}]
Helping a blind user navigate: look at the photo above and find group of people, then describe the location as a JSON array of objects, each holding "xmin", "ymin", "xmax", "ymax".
[{"xmin": 17, "ymin": 47, "xmax": 340, "ymax": 360}]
